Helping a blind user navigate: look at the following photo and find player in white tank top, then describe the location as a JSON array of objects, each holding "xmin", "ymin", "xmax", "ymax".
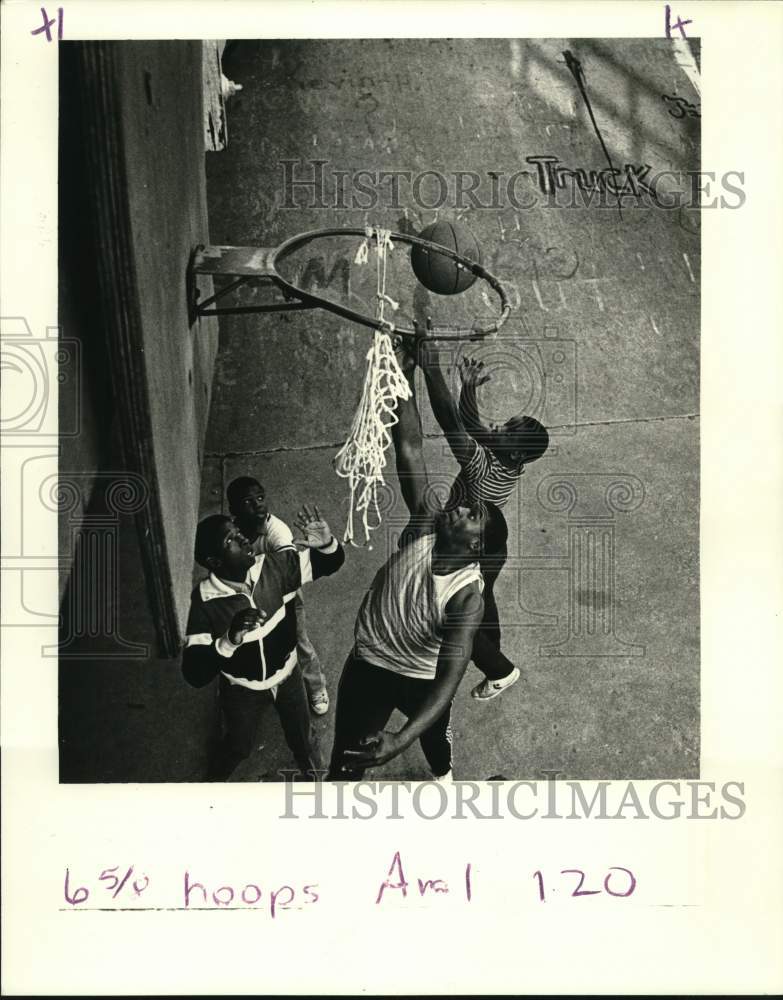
[
  {"xmin": 354, "ymin": 532, "xmax": 484, "ymax": 680},
  {"xmin": 329, "ymin": 343, "xmax": 493, "ymax": 779}
]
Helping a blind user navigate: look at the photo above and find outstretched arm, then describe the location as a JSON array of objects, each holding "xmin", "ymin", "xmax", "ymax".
[
  {"xmin": 417, "ymin": 320, "xmax": 475, "ymax": 466},
  {"xmin": 390, "ymin": 345, "xmax": 429, "ymax": 517},
  {"xmin": 458, "ymin": 357, "xmax": 492, "ymax": 439},
  {"xmin": 341, "ymin": 583, "xmax": 484, "ymax": 769}
]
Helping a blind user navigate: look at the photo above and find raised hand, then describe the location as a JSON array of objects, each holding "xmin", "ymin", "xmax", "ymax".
[
  {"xmin": 293, "ymin": 504, "xmax": 333, "ymax": 549},
  {"xmin": 458, "ymin": 356, "xmax": 491, "ymax": 389},
  {"xmin": 228, "ymin": 607, "xmax": 265, "ymax": 645}
]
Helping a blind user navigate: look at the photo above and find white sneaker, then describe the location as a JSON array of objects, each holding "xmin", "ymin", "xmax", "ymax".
[
  {"xmin": 310, "ymin": 690, "xmax": 330, "ymax": 715},
  {"xmin": 471, "ymin": 667, "xmax": 520, "ymax": 702}
]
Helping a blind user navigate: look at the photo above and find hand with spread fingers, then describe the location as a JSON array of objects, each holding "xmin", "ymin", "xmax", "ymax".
[
  {"xmin": 293, "ymin": 504, "xmax": 333, "ymax": 549},
  {"xmin": 340, "ymin": 730, "xmax": 405, "ymax": 770},
  {"xmin": 458, "ymin": 356, "xmax": 491, "ymax": 389}
]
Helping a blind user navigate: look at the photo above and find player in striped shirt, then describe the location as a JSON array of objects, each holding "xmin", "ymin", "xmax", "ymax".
[{"xmin": 416, "ymin": 322, "xmax": 549, "ymax": 701}]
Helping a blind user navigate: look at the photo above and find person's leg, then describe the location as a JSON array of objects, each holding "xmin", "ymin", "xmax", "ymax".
[
  {"xmin": 294, "ymin": 591, "xmax": 328, "ymax": 711},
  {"xmin": 472, "ymin": 527, "xmax": 521, "ymax": 696},
  {"xmin": 472, "ymin": 628, "xmax": 517, "ymax": 680},
  {"xmin": 209, "ymin": 676, "xmax": 266, "ymax": 780},
  {"xmin": 272, "ymin": 663, "xmax": 322, "ymax": 778},
  {"xmin": 478, "ymin": 563, "xmax": 502, "ymax": 651},
  {"xmin": 395, "ymin": 677, "xmax": 454, "ymax": 779},
  {"xmin": 472, "ymin": 539, "xmax": 516, "ymax": 678},
  {"xmin": 327, "ymin": 655, "xmax": 396, "ymax": 780},
  {"xmin": 472, "ymin": 559, "xmax": 518, "ymax": 680},
  {"xmin": 480, "ymin": 511, "xmax": 508, "ymax": 646}
]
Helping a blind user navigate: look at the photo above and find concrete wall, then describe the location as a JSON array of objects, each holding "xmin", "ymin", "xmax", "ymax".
[{"xmin": 58, "ymin": 42, "xmax": 219, "ymax": 781}]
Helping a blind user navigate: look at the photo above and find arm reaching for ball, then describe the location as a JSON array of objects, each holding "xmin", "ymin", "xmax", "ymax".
[
  {"xmin": 415, "ymin": 318, "xmax": 476, "ymax": 467},
  {"xmin": 389, "ymin": 336, "xmax": 430, "ymax": 519},
  {"xmin": 458, "ymin": 357, "xmax": 492, "ymax": 440}
]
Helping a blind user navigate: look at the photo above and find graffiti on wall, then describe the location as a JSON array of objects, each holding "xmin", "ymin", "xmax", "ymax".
[
  {"xmin": 525, "ymin": 155, "xmax": 657, "ymax": 199},
  {"xmin": 662, "ymin": 93, "xmax": 701, "ymax": 119}
]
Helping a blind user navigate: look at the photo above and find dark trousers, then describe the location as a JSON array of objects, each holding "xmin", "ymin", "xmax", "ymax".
[
  {"xmin": 472, "ymin": 518, "xmax": 516, "ymax": 682},
  {"xmin": 209, "ymin": 665, "xmax": 321, "ymax": 780},
  {"xmin": 328, "ymin": 654, "xmax": 453, "ymax": 780}
]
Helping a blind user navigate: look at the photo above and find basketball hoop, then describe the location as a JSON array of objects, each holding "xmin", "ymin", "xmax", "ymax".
[
  {"xmin": 188, "ymin": 226, "xmax": 511, "ymax": 341},
  {"xmin": 188, "ymin": 225, "xmax": 513, "ymax": 547}
]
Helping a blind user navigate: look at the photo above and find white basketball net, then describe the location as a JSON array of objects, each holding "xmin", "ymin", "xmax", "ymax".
[{"xmin": 334, "ymin": 227, "xmax": 412, "ymax": 547}]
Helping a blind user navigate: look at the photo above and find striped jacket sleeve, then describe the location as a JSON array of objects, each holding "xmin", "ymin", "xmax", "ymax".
[
  {"xmin": 298, "ymin": 537, "xmax": 346, "ymax": 585},
  {"xmin": 181, "ymin": 599, "xmax": 233, "ymax": 689},
  {"xmin": 272, "ymin": 537, "xmax": 346, "ymax": 595}
]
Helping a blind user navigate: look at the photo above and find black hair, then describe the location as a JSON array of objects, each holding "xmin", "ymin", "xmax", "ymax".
[
  {"xmin": 504, "ymin": 415, "xmax": 549, "ymax": 464},
  {"xmin": 194, "ymin": 514, "xmax": 233, "ymax": 567},
  {"xmin": 226, "ymin": 476, "xmax": 263, "ymax": 512}
]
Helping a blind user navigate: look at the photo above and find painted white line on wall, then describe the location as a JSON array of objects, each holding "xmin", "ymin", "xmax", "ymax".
[{"xmin": 531, "ymin": 279, "xmax": 549, "ymax": 311}]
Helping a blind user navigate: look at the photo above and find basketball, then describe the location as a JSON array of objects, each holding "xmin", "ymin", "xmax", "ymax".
[{"xmin": 411, "ymin": 221, "xmax": 482, "ymax": 295}]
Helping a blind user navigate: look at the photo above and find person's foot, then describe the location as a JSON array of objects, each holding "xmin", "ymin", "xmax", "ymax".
[
  {"xmin": 432, "ymin": 770, "xmax": 453, "ymax": 783},
  {"xmin": 310, "ymin": 689, "xmax": 330, "ymax": 716},
  {"xmin": 471, "ymin": 666, "xmax": 520, "ymax": 702}
]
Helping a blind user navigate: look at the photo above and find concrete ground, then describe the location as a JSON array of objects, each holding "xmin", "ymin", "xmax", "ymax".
[{"xmin": 194, "ymin": 39, "xmax": 700, "ymax": 781}]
